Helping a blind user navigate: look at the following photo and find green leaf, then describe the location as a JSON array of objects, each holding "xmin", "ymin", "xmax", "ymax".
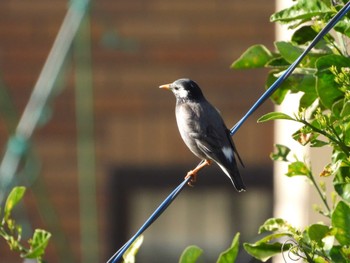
[
  {"xmin": 22, "ymin": 229, "xmax": 51, "ymax": 259},
  {"xmin": 310, "ymin": 139, "xmax": 328, "ymax": 148},
  {"xmin": 231, "ymin": 45, "xmax": 274, "ymax": 69},
  {"xmin": 333, "ymin": 163, "xmax": 350, "ymax": 202},
  {"xmin": 292, "ymin": 26, "xmax": 318, "ymax": 45},
  {"xmin": 275, "ymin": 67, "xmax": 317, "ymax": 91},
  {"xmin": 329, "ymin": 245, "xmax": 350, "ymax": 263},
  {"xmin": 179, "ymin": 246, "xmax": 203, "ymax": 263},
  {"xmin": 264, "ymin": 68, "xmax": 316, "ymax": 105},
  {"xmin": 122, "ymin": 235, "xmax": 144, "ymax": 263},
  {"xmin": 297, "ymin": 75, "xmax": 318, "ymax": 109},
  {"xmin": 316, "ymin": 54, "xmax": 350, "ymax": 73},
  {"xmin": 258, "ymin": 112, "xmax": 294, "ymax": 123},
  {"xmin": 340, "ymin": 101, "xmax": 350, "ymax": 118},
  {"xmin": 275, "ymin": 41, "xmax": 303, "ymax": 64},
  {"xmin": 332, "ymin": 99, "xmax": 344, "ymax": 118},
  {"xmin": 270, "ymin": 144, "xmax": 291, "ymax": 162},
  {"xmin": 292, "ymin": 26, "xmax": 334, "ymax": 53},
  {"xmin": 269, "ymin": 68, "xmax": 318, "ymax": 109},
  {"xmin": 316, "ymin": 73, "xmax": 343, "ymax": 109},
  {"xmin": 334, "ymin": 182, "xmax": 350, "ymax": 202},
  {"xmin": 307, "ymin": 224, "xmax": 330, "ymax": 246},
  {"xmin": 270, "ymin": 0, "xmax": 332, "ymax": 24},
  {"xmin": 259, "ymin": 218, "xmax": 294, "ymax": 234},
  {"xmin": 276, "ymin": 41, "xmax": 322, "ymax": 67},
  {"xmin": 342, "ymin": 122, "xmax": 350, "ymax": 147},
  {"xmin": 217, "ymin": 233, "xmax": 240, "ymax": 263},
  {"xmin": 244, "ymin": 241, "xmax": 291, "ymax": 262},
  {"xmin": 334, "ymin": 17, "xmax": 350, "ymax": 38},
  {"xmin": 314, "ymin": 256, "xmax": 331, "ymax": 263},
  {"xmin": 265, "ymin": 56, "xmax": 290, "ymax": 68},
  {"xmin": 315, "ymin": 55, "xmax": 350, "ymax": 109},
  {"xmin": 332, "ymin": 201, "xmax": 350, "ymax": 246},
  {"xmin": 265, "ymin": 71, "xmax": 290, "ymax": 104},
  {"xmin": 4, "ymin": 186, "xmax": 26, "ymax": 221},
  {"xmin": 286, "ymin": 161, "xmax": 310, "ymax": 177}
]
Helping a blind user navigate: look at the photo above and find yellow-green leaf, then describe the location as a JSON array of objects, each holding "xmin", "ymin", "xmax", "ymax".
[{"xmin": 4, "ymin": 187, "xmax": 26, "ymax": 221}]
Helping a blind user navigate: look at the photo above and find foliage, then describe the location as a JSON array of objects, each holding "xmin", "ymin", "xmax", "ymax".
[
  {"xmin": 120, "ymin": 233, "xmax": 240, "ymax": 263},
  {"xmin": 123, "ymin": 235, "xmax": 144, "ymax": 263},
  {"xmin": 231, "ymin": 0, "xmax": 350, "ymax": 262},
  {"xmin": 0, "ymin": 186, "xmax": 51, "ymax": 262},
  {"xmin": 179, "ymin": 233, "xmax": 240, "ymax": 263}
]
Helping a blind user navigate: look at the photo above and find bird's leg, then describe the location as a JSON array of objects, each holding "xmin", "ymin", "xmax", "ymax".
[{"xmin": 185, "ymin": 159, "xmax": 212, "ymax": 186}]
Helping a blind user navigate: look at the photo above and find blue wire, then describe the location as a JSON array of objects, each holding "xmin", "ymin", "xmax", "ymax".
[
  {"xmin": 108, "ymin": 2, "xmax": 350, "ymax": 262},
  {"xmin": 107, "ymin": 177, "xmax": 190, "ymax": 263}
]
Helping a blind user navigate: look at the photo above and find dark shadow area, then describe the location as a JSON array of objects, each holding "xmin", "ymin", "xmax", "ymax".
[{"xmin": 108, "ymin": 164, "xmax": 273, "ymax": 262}]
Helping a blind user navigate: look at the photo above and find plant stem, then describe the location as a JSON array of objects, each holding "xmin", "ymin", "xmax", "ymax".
[
  {"xmin": 299, "ymin": 119, "xmax": 350, "ymax": 157},
  {"xmin": 308, "ymin": 170, "xmax": 331, "ymax": 217}
]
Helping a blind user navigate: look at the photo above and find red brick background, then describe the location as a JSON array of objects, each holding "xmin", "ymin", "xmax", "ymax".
[{"xmin": 0, "ymin": 1, "xmax": 275, "ymax": 262}]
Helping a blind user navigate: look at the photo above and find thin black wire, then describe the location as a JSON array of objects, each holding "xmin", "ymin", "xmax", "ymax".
[{"xmin": 107, "ymin": 2, "xmax": 350, "ymax": 262}]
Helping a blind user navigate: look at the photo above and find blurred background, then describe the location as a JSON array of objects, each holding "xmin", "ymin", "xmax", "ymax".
[{"xmin": 0, "ymin": 0, "xmax": 276, "ymax": 262}]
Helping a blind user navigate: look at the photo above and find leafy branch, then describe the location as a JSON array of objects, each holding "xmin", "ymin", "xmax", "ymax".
[
  {"xmin": 231, "ymin": 0, "xmax": 350, "ymax": 262},
  {"xmin": 0, "ymin": 187, "xmax": 51, "ymax": 262},
  {"xmin": 270, "ymin": 143, "xmax": 332, "ymax": 217}
]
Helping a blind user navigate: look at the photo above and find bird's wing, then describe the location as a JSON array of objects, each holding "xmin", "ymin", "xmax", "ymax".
[
  {"xmin": 184, "ymin": 100, "xmax": 243, "ymax": 166},
  {"xmin": 186, "ymin": 101, "xmax": 245, "ymax": 191},
  {"xmin": 193, "ymin": 124, "xmax": 231, "ymax": 159},
  {"xmin": 225, "ymin": 128, "xmax": 245, "ymax": 167},
  {"xmin": 195, "ymin": 123, "xmax": 246, "ymax": 191}
]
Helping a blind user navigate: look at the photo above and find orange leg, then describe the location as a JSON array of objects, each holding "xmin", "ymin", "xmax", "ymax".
[{"xmin": 185, "ymin": 159, "xmax": 212, "ymax": 186}]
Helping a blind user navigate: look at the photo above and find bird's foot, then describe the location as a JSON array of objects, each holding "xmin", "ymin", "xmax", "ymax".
[
  {"xmin": 185, "ymin": 171, "xmax": 197, "ymax": 187},
  {"xmin": 184, "ymin": 160, "xmax": 212, "ymax": 187}
]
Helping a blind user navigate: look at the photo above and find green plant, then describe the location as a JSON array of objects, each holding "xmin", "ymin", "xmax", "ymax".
[
  {"xmin": 179, "ymin": 233, "xmax": 240, "ymax": 263},
  {"xmin": 230, "ymin": 0, "xmax": 350, "ymax": 262},
  {"xmin": 0, "ymin": 186, "xmax": 51, "ymax": 262}
]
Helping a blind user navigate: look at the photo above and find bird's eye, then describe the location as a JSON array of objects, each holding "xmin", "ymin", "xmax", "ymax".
[{"xmin": 174, "ymin": 87, "xmax": 179, "ymax": 90}]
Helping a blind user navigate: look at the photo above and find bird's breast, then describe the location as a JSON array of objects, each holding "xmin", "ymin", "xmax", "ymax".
[
  {"xmin": 175, "ymin": 105, "xmax": 196, "ymax": 139},
  {"xmin": 175, "ymin": 103, "xmax": 205, "ymax": 158}
]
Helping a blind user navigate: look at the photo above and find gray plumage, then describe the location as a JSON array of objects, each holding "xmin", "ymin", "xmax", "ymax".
[{"xmin": 160, "ymin": 78, "xmax": 246, "ymax": 192}]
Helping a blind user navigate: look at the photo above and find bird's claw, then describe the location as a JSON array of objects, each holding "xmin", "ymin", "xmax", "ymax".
[{"xmin": 185, "ymin": 171, "xmax": 197, "ymax": 187}]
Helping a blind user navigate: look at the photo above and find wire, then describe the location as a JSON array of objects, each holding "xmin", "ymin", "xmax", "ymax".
[
  {"xmin": 107, "ymin": 177, "xmax": 190, "ymax": 263},
  {"xmin": 107, "ymin": 2, "xmax": 350, "ymax": 262}
]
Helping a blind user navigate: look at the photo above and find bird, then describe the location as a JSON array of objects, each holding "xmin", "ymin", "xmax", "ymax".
[{"xmin": 159, "ymin": 78, "xmax": 246, "ymax": 192}]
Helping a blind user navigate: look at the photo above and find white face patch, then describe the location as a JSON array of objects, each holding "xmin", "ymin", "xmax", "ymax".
[
  {"xmin": 176, "ymin": 87, "xmax": 189, "ymax": 99},
  {"xmin": 222, "ymin": 146, "xmax": 234, "ymax": 161}
]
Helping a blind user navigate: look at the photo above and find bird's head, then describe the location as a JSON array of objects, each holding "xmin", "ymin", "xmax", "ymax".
[{"xmin": 159, "ymin": 78, "xmax": 204, "ymax": 102}]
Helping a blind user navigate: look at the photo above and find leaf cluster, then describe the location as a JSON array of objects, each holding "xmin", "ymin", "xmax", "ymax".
[
  {"xmin": 231, "ymin": 0, "xmax": 350, "ymax": 262},
  {"xmin": 178, "ymin": 233, "xmax": 240, "ymax": 263},
  {"xmin": 121, "ymin": 233, "xmax": 240, "ymax": 263},
  {"xmin": 0, "ymin": 187, "xmax": 51, "ymax": 262}
]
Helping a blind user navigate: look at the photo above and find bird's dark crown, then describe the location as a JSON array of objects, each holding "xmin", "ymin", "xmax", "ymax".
[{"xmin": 171, "ymin": 78, "xmax": 204, "ymax": 102}]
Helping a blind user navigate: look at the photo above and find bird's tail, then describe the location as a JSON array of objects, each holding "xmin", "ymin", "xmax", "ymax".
[{"xmin": 217, "ymin": 162, "xmax": 246, "ymax": 192}]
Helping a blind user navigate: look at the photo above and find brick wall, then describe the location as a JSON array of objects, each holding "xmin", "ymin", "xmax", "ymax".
[{"xmin": 0, "ymin": 0, "xmax": 275, "ymax": 262}]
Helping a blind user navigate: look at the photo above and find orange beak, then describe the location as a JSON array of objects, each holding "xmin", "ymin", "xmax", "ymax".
[{"xmin": 159, "ymin": 84, "xmax": 171, "ymax": 90}]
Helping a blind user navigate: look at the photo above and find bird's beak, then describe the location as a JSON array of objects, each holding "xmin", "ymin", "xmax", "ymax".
[{"xmin": 159, "ymin": 83, "xmax": 171, "ymax": 90}]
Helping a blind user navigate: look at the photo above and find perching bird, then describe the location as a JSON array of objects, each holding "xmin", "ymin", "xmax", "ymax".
[{"xmin": 159, "ymin": 78, "xmax": 246, "ymax": 192}]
